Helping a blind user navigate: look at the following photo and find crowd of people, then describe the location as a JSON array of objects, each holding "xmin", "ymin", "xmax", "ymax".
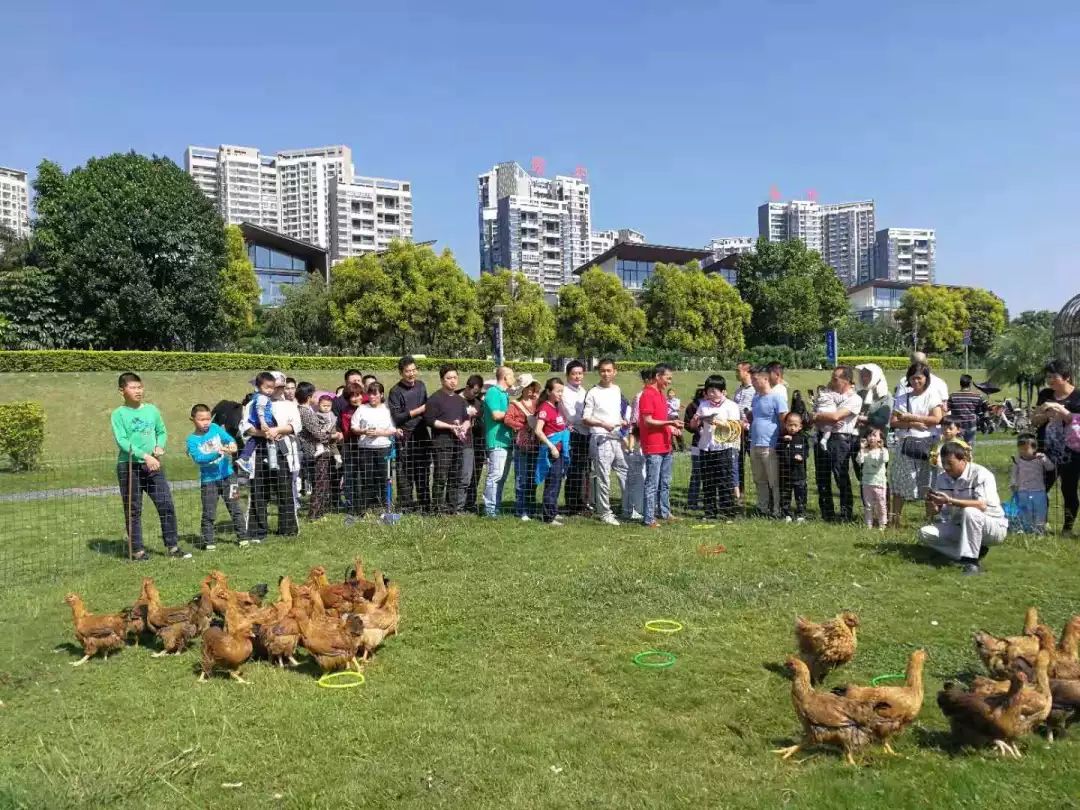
[{"xmin": 108, "ymin": 354, "xmax": 1080, "ymax": 576}]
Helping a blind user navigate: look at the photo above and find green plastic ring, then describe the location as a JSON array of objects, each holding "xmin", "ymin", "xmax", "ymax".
[
  {"xmin": 633, "ymin": 650, "xmax": 677, "ymax": 669},
  {"xmin": 317, "ymin": 670, "xmax": 365, "ymax": 689},
  {"xmin": 644, "ymin": 619, "xmax": 684, "ymax": 634},
  {"xmin": 870, "ymin": 673, "xmax": 905, "ymax": 687}
]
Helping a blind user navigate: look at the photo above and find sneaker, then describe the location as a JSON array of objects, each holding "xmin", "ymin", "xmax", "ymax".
[
  {"xmin": 196, "ymin": 542, "xmax": 217, "ymax": 551},
  {"xmin": 248, "ymin": 538, "xmax": 262, "ymax": 545},
  {"xmin": 628, "ymin": 511, "xmax": 644, "ymax": 522},
  {"xmin": 235, "ymin": 457, "xmax": 253, "ymax": 476},
  {"xmin": 238, "ymin": 539, "xmax": 250, "ymax": 548},
  {"xmin": 601, "ymin": 514, "xmax": 621, "ymax": 527},
  {"xmin": 344, "ymin": 515, "xmax": 358, "ymax": 528},
  {"xmin": 796, "ymin": 516, "xmax": 806, "ymax": 524},
  {"xmin": 166, "ymin": 546, "xmax": 193, "ymax": 560},
  {"xmin": 549, "ymin": 517, "xmax": 564, "ymax": 526},
  {"xmin": 644, "ymin": 521, "xmax": 661, "ymax": 529},
  {"xmin": 961, "ymin": 563, "xmax": 982, "ymax": 576},
  {"xmin": 784, "ymin": 515, "xmax": 793, "ymax": 523},
  {"xmin": 131, "ymin": 549, "xmax": 150, "ymax": 562},
  {"xmin": 520, "ymin": 515, "xmax": 531, "ymax": 522}
]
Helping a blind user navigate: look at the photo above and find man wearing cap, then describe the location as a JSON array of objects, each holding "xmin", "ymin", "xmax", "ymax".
[
  {"xmin": 482, "ymin": 366, "xmax": 516, "ymax": 517},
  {"xmin": 243, "ymin": 370, "xmax": 301, "ymax": 541}
]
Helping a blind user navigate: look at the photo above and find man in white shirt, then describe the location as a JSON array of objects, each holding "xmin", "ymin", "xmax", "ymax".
[
  {"xmin": 767, "ymin": 361, "xmax": 789, "ymax": 404},
  {"xmin": 894, "ymin": 351, "xmax": 949, "ymax": 403},
  {"xmin": 582, "ymin": 358, "xmax": 628, "ymax": 526},
  {"xmin": 811, "ymin": 366, "xmax": 865, "ymax": 522},
  {"xmin": 732, "ymin": 361, "xmax": 755, "ymax": 497},
  {"xmin": 560, "ymin": 360, "xmax": 590, "ymax": 514},
  {"xmin": 243, "ymin": 371, "xmax": 301, "ymax": 541},
  {"xmin": 920, "ymin": 441, "xmax": 1008, "ymax": 575}
]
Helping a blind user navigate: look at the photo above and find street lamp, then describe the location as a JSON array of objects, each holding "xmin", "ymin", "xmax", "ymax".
[{"xmin": 491, "ymin": 304, "xmax": 507, "ymax": 369}]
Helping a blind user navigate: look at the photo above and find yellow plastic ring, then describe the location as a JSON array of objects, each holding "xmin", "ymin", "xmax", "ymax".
[
  {"xmin": 644, "ymin": 619, "xmax": 683, "ymax": 634},
  {"xmin": 317, "ymin": 670, "xmax": 365, "ymax": 689}
]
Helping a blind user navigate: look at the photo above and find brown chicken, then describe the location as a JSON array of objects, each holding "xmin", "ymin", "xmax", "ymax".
[
  {"xmin": 64, "ymin": 594, "xmax": 127, "ymax": 666},
  {"xmin": 973, "ymin": 606, "xmax": 1041, "ymax": 678},
  {"xmin": 295, "ymin": 589, "xmax": 362, "ymax": 673},
  {"xmin": 205, "ymin": 570, "xmax": 267, "ymax": 616},
  {"xmin": 795, "ymin": 612, "xmax": 859, "ymax": 684},
  {"xmin": 143, "ymin": 578, "xmax": 212, "ymax": 656},
  {"xmin": 1032, "ymin": 625, "xmax": 1080, "ymax": 680},
  {"xmin": 1048, "ymin": 678, "xmax": 1080, "ymax": 739},
  {"xmin": 1055, "ymin": 617, "xmax": 1080, "ymax": 661},
  {"xmin": 937, "ymin": 672, "xmax": 1028, "ymax": 757},
  {"xmin": 199, "ymin": 601, "xmax": 256, "ymax": 683},
  {"xmin": 773, "ymin": 657, "xmax": 878, "ymax": 765},
  {"xmin": 352, "ymin": 573, "xmax": 400, "ymax": 661},
  {"xmin": 307, "ymin": 561, "xmax": 374, "ymax": 614},
  {"xmin": 256, "ymin": 576, "xmax": 303, "ymax": 668},
  {"xmin": 971, "ymin": 650, "xmax": 1053, "ymax": 740},
  {"xmin": 830, "ymin": 649, "xmax": 926, "ymax": 754}
]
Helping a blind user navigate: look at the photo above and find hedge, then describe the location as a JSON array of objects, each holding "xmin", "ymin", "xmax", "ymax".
[
  {"xmin": 0, "ymin": 350, "xmax": 549, "ymax": 375},
  {"xmin": 837, "ymin": 355, "xmax": 943, "ymax": 370},
  {"xmin": 0, "ymin": 401, "xmax": 45, "ymax": 470}
]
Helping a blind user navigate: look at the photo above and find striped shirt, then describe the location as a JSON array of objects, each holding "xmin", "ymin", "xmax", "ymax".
[{"xmin": 947, "ymin": 390, "xmax": 984, "ymax": 429}]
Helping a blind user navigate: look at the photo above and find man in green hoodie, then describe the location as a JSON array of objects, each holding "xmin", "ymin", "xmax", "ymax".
[{"xmin": 111, "ymin": 372, "xmax": 189, "ymax": 560}]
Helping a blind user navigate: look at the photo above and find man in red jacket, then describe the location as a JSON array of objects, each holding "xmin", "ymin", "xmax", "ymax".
[{"xmin": 638, "ymin": 363, "xmax": 684, "ymax": 527}]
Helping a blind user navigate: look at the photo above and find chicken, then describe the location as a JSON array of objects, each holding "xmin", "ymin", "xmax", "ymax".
[
  {"xmin": 255, "ymin": 576, "xmax": 303, "ymax": 668},
  {"xmin": 1056, "ymin": 617, "xmax": 1080, "ymax": 661},
  {"xmin": 937, "ymin": 672, "xmax": 1028, "ymax": 757},
  {"xmin": 352, "ymin": 573, "xmax": 400, "ymax": 661},
  {"xmin": 64, "ymin": 594, "xmax": 127, "ymax": 666},
  {"xmin": 307, "ymin": 563, "xmax": 370, "ymax": 614},
  {"xmin": 125, "ymin": 586, "xmax": 148, "ymax": 646},
  {"xmin": 1032, "ymin": 625, "xmax": 1080, "ymax": 680},
  {"xmin": 295, "ymin": 589, "xmax": 362, "ymax": 673},
  {"xmin": 972, "ymin": 606, "xmax": 1041, "ymax": 678},
  {"xmin": 143, "ymin": 578, "xmax": 213, "ymax": 657},
  {"xmin": 971, "ymin": 651, "xmax": 1053, "ymax": 740},
  {"xmin": 773, "ymin": 657, "xmax": 878, "ymax": 765},
  {"xmin": 830, "ymin": 649, "xmax": 926, "ymax": 754},
  {"xmin": 1048, "ymin": 678, "xmax": 1080, "ymax": 739},
  {"xmin": 199, "ymin": 601, "xmax": 256, "ymax": 683},
  {"xmin": 205, "ymin": 570, "xmax": 268, "ymax": 616},
  {"xmin": 795, "ymin": 612, "xmax": 859, "ymax": 684}
]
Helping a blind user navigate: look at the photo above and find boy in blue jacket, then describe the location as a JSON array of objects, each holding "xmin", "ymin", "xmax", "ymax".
[{"xmin": 186, "ymin": 404, "xmax": 247, "ymax": 549}]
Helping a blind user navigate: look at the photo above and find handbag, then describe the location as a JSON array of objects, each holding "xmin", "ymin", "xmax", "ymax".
[{"xmin": 900, "ymin": 435, "xmax": 933, "ymax": 461}]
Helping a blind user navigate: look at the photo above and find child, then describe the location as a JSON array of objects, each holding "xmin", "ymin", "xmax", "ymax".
[
  {"xmin": 857, "ymin": 427, "xmax": 889, "ymax": 529},
  {"xmin": 1010, "ymin": 434, "xmax": 1055, "ymax": 533},
  {"xmin": 812, "ymin": 386, "xmax": 836, "ymax": 450},
  {"xmin": 110, "ymin": 372, "xmax": 189, "ymax": 560},
  {"xmin": 689, "ymin": 378, "xmax": 741, "ymax": 519},
  {"xmin": 667, "ymin": 388, "xmax": 684, "ymax": 451},
  {"xmin": 186, "ymin": 404, "xmax": 247, "ymax": 549},
  {"xmin": 930, "ymin": 416, "xmax": 964, "ymax": 471},
  {"xmin": 236, "ymin": 372, "xmax": 279, "ymax": 475},
  {"xmin": 315, "ymin": 395, "xmax": 342, "ymax": 467},
  {"xmin": 776, "ymin": 412, "xmax": 809, "ymax": 522}
]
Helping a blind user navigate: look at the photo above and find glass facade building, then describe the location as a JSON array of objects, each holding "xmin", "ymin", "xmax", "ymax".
[{"xmin": 239, "ymin": 222, "xmax": 329, "ymax": 307}]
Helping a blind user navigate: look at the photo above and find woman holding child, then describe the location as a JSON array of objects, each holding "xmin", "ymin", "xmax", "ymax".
[{"xmin": 889, "ymin": 362, "xmax": 944, "ymax": 527}]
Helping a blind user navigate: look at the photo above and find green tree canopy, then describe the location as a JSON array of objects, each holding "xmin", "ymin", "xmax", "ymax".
[
  {"xmin": 219, "ymin": 225, "xmax": 261, "ymax": 340},
  {"xmin": 32, "ymin": 153, "xmax": 228, "ymax": 349},
  {"xmin": 735, "ymin": 238, "xmax": 848, "ymax": 348},
  {"xmin": 986, "ymin": 323, "xmax": 1053, "ymax": 385},
  {"xmin": 959, "ymin": 287, "xmax": 1007, "ymax": 354},
  {"xmin": 1012, "ymin": 310, "xmax": 1056, "ymax": 330},
  {"xmin": 555, "ymin": 268, "xmax": 646, "ymax": 358},
  {"xmin": 835, "ymin": 314, "xmax": 907, "ymax": 355},
  {"xmin": 477, "ymin": 269, "xmax": 555, "ymax": 358},
  {"xmin": 262, "ymin": 273, "xmax": 336, "ymax": 350},
  {"xmin": 640, "ymin": 262, "xmax": 750, "ymax": 356},
  {"xmin": 895, "ymin": 285, "xmax": 968, "ymax": 354},
  {"xmin": 329, "ymin": 254, "xmax": 401, "ymax": 350}
]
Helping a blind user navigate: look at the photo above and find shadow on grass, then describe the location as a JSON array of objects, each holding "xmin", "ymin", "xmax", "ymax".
[
  {"xmin": 87, "ymin": 537, "xmax": 130, "ymax": 558},
  {"xmin": 762, "ymin": 660, "xmax": 793, "ymax": 680},
  {"xmin": 852, "ymin": 541, "xmax": 953, "ymax": 568},
  {"xmin": 913, "ymin": 725, "xmax": 964, "ymax": 756}
]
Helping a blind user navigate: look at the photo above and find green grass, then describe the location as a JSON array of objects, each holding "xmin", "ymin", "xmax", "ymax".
[{"xmin": 2, "ymin": 511, "xmax": 1080, "ymax": 809}]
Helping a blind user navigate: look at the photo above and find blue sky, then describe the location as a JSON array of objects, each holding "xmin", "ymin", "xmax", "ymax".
[{"xmin": 2, "ymin": 0, "xmax": 1077, "ymax": 315}]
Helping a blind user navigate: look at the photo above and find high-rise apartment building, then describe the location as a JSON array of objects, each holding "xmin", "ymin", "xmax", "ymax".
[
  {"xmin": 869, "ymin": 228, "xmax": 936, "ymax": 284},
  {"xmin": 706, "ymin": 236, "xmax": 756, "ymax": 261},
  {"xmin": 821, "ymin": 201, "xmax": 875, "ymax": 287},
  {"xmin": 478, "ymin": 162, "xmax": 592, "ymax": 295},
  {"xmin": 0, "ymin": 167, "xmax": 30, "ymax": 239},
  {"xmin": 329, "ymin": 175, "xmax": 413, "ymax": 261},
  {"xmin": 758, "ymin": 198, "xmax": 876, "ymax": 286},
  {"xmin": 185, "ymin": 144, "xmax": 409, "ymax": 261},
  {"xmin": 589, "ymin": 228, "xmax": 645, "ymax": 260}
]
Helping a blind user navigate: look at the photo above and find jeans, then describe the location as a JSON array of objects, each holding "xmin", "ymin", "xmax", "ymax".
[
  {"xmin": 1014, "ymin": 489, "xmax": 1049, "ymax": 531},
  {"xmin": 962, "ymin": 427, "xmax": 977, "ymax": 446},
  {"xmin": 623, "ymin": 449, "xmax": 645, "ymax": 519},
  {"xmin": 200, "ymin": 476, "xmax": 246, "ymax": 545},
  {"xmin": 465, "ymin": 441, "xmax": 485, "ymax": 513},
  {"xmin": 565, "ymin": 432, "xmax": 590, "ymax": 512},
  {"xmin": 687, "ymin": 453, "xmax": 702, "ymax": 510},
  {"xmin": 542, "ymin": 451, "xmax": 566, "ymax": 522},
  {"xmin": 643, "ymin": 451, "xmax": 673, "ymax": 524},
  {"xmin": 514, "ymin": 446, "xmax": 538, "ymax": 518},
  {"xmin": 484, "ymin": 447, "xmax": 512, "ymax": 516},
  {"xmin": 357, "ymin": 447, "xmax": 390, "ymax": 513},
  {"xmin": 117, "ymin": 462, "xmax": 179, "ymax": 552}
]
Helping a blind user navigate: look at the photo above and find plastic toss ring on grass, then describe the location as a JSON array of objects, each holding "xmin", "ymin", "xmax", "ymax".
[
  {"xmin": 317, "ymin": 670, "xmax": 365, "ymax": 689},
  {"xmin": 632, "ymin": 650, "xmax": 677, "ymax": 669},
  {"xmin": 644, "ymin": 619, "xmax": 684, "ymax": 634},
  {"xmin": 870, "ymin": 673, "xmax": 906, "ymax": 687}
]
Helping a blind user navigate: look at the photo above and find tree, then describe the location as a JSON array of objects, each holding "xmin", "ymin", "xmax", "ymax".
[
  {"xmin": 476, "ymin": 269, "xmax": 555, "ymax": 358},
  {"xmin": 32, "ymin": 153, "xmax": 228, "ymax": 350},
  {"xmin": 835, "ymin": 314, "xmax": 906, "ymax": 355},
  {"xmin": 328, "ymin": 254, "xmax": 401, "ymax": 350},
  {"xmin": 555, "ymin": 268, "xmax": 646, "ymax": 357},
  {"xmin": 219, "ymin": 225, "xmax": 261, "ymax": 340},
  {"xmin": 894, "ymin": 285, "xmax": 968, "ymax": 353},
  {"xmin": 959, "ymin": 287, "xmax": 1007, "ymax": 354},
  {"xmin": 986, "ymin": 324, "xmax": 1053, "ymax": 385},
  {"xmin": 640, "ymin": 262, "xmax": 751, "ymax": 356},
  {"xmin": 735, "ymin": 238, "xmax": 848, "ymax": 348},
  {"xmin": 262, "ymin": 273, "xmax": 336, "ymax": 349},
  {"xmin": 0, "ymin": 266, "xmax": 82, "ymax": 349},
  {"xmin": 1012, "ymin": 310, "xmax": 1056, "ymax": 330}
]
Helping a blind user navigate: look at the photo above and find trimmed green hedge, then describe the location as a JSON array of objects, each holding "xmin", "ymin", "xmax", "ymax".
[
  {"xmin": 837, "ymin": 355, "xmax": 943, "ymax": 370},
  {"xmin": 0, "ymin": 401, "xmax": 45, "ymax": 470},
  {"xmin": 0, "ymin": 350, "xmax": 548, "ymax": 375}
]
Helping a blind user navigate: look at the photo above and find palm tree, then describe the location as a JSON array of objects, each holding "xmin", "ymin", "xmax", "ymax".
[{"xmin": 986, "ymin": 324, "xmax": 1054, "ymax": 403}]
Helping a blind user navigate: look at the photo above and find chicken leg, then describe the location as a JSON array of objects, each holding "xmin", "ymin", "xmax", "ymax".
[
  {"xmin": 228, "ymin": 670, "xmax": 250, "ymax": 685},
  {"xmin": 70, "ymin": 655, "xmax": 91, "ymax": 667},
  {"xmin": 287, "ymin": 655, "xmax": 301, "ymax": 667},
  {"xmin": 150, "ymin": 650, "xmax": 170, "ymax": 658},
  {"xmin": 882, "ymin": 742, "xmax": 899, "ymax": 756},
  {"xmin": 772, "ymin": 744, "xmax": 802, "ymax": 760},
  {"xmin": 992, "ymin": 739, "xmax": 1021, "ymax": 758}
]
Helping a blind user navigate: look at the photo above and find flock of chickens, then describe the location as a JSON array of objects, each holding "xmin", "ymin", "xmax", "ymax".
[
  {"xmin": 63, "ymin": 558, "xmax": 400, "ymax": 683},
  {"xmin": 778, "ymin": 607, "xmax": 1080, "ymax": 764}
]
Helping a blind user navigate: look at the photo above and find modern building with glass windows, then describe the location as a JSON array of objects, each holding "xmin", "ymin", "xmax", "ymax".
[
  {"xmin": 846, "ymin": 279, "xmax": 914, "ymax": 323},
  {"xmin": 239, "ymin": 222, "xmax": 329, "ymax": 306},
  {"xmin": 573, "ymin": 243, "xmax": 711, "ymax": 292}
]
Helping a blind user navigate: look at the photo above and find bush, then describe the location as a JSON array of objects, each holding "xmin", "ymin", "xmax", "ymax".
[
  {"xmin": 0, "ymin": 350, "xmax": 548, "ymax": 375},
  {"xmin": 0, "ymin": 401, "xmax": 45, "ymax": 470}
]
